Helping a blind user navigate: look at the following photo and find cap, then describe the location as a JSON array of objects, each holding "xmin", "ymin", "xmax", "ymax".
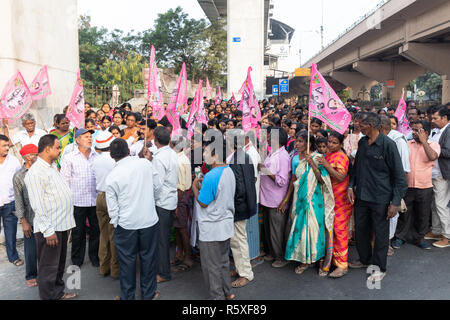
[
  {"xmin": 19, "ymin": 144, "xmax": 38, "ymax": 156},
  {"xmin": 95, "ymin": 131, "xmax": 115, "ymax": 149},
  {"xmin": 75, "ymin": 128, "xmax": 95, "ymax": 139}
]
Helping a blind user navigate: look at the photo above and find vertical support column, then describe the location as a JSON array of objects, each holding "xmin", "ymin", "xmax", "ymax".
[
  {"xmin": 442, "ymin": 75, "xmax": 450, "ymax": 104},
  {"xmin": 227, "ymin": 0, "xmax": 265, "ymax": 99}
]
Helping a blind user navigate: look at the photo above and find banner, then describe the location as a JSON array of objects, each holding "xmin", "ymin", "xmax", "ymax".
[
  {"xmin": 239, "ymin": 67, "xmax": 261, "ymax": 133},
  {"xmin": 0, "ymin": 71, "xmax": 33, "ymax": 121},
  {"xmin": 148, "ymin": 45, "xmax": 164, "ymax": 120},
  {"xmin": 206, "ymin": 77, "xmax": 212, "ymax": 100},
  {"xmin": 215, "ymin": 86, "xmax": 222, "ymax": 105},
  {"xmin": 30, "ymin": 65, "xmax": 52, "ymax": 100},
  {"xmin": 394, "ymin": 96, "xmax": 410, "ymax": 136},
  {"xmin": 308, "ymin": 63, "xmax": 351, "ymax": 135},
  {"xmin": 66, "ymin": 70, "xmax": 85, "ymax": 128},
  {"xmin": 167, "ymin": 63, "xmax": 188, "ymax": 136}
]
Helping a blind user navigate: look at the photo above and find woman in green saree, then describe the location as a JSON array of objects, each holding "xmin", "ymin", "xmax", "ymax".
[
  {"xmin": 51, "ymin": 114, "xmax": 73, "ymax": 169},
  {"xmin": 278, "ymin": 131, "xmax": 335, "ymax": 276}
]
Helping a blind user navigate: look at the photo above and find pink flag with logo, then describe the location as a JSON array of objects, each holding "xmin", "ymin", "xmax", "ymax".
[
  {"xmin": 231, "ymin": 92, "xmax": 237, "ymax": 105},
  {"xmin": 206, "ymin": 77, "xmax": 212, "ymax": 100},
  {"xmin": 394, "ymin": 96, "xmax": 410, "ymax": 135},
  {"xmin": 148, "ymin": 46, "xmax": 164, "ymax": 120},
  {"xmin": 239, "ymin": 67, "xmax": 261, "ymax": 133},
  {"xmin": 187, "ymin": 80, "xmax": 208, "ymax": 140},
  {"xmin": 308, "ymin": 63, "xmax": 351, "ymax": 134},
  {"xmin": 0, "ymin": 71, "xmax": 33, "ymax": 121},
  {"xmin": 30, "ymin": 65, "xmax": 52, "ymax": 100},
  {"xmin": 66, "ymin": 70, "xmax": 85, "ymax": 128},
  {"xmin": 215, "ymin": 87, "xmax": 222, "ymax": 105},
  {"xmin": 167, "ymin": 63, "xmax": 188, "ymax": 136}
]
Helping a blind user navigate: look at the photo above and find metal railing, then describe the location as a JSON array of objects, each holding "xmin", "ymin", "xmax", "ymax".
[{"xmin": 84, "ymin": 81, "xmax": 144, "ymax": 108}]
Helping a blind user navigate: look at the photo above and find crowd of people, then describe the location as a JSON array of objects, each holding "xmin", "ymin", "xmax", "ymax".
[{"xmin": 0, "ymin": 96, "xmax": 449, "ymax": 300}]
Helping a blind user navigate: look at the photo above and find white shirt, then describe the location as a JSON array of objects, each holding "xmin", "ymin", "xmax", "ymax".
[
  {"xmin": 0, "ymin": 155, "xmax": 21, "ymax": 206},
  {"xmin": 105, "ymin": 156, "xmax": 161, "ymax": 230},
  {"xmin": 25, "ymin": 157, "xmax": 75, "ymax": 237},
  {"xmin": 92, "ymin": 152, "xmax": 115, "ymax": 192},
  {"xmin": 153, "ymin": 145, "xmax": 179, "ymax": 210},
  {"xmin": 245, "ymin": 143, "xmax": 261, "ymax": 203},
  {"xmin": 387, "ymin": 130, "xmax": 411, "ymax": 173},
  {"xmin": 129, "ymin": 139, "xmax": 157, "ymax": 157},
  {"xmin": 12, "ymin": 129, "xmax": 47, "ymax": 147},
  {"xmin": 177, "ymin": 151, "xmax": 192, "ymax": 191},
  {"xmin": 430, "ymin": 123, "xmax": 449, "ymax": 178},
  {"xmin": 60, "ymin": 147, "xmax": 99, "ymax": 207}
]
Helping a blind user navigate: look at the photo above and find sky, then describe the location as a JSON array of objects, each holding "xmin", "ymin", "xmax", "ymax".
[{"xmin": 78, "ymin": 0, "xmax": 385, "ymax": 70}]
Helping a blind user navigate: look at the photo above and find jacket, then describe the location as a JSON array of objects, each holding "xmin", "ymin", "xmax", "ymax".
[
  {"xmin": 438, "ymin": 125, "xmax": 450, "ymax": 180},
  {"xmin": 228, "ymin": 149, "xmax": 257, "ymax": 221}
]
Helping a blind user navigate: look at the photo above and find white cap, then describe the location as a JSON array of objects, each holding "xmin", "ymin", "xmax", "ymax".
[{"xmin": 95, "ymin": 130, "xmax": 115, "ymax": 149}]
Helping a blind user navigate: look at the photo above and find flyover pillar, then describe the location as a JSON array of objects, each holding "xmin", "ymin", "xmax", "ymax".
[
  {"xmin": 329, "ymin": 71, "xmax": 378, "ymax": 101},
  {"xmin": 442, "ymin": 75, "xmax": 450, "ymax": 104}
]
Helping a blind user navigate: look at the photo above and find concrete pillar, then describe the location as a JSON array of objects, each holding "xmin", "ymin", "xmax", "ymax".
[
  {"xmin": 442, "ymin": 75, "xmax": 450, "ymax": 104},
  {"xmin": 329, "ymin": 71, "xmax": 378, "ymax": 101},
  {"xmin": 0, "ymin": 0, "xmax": 79, "ymax": 128},
  {"xmin": 399, "ymin": 43, "xmax": 450, "ymax": 78},
  {"xmin": 227, "ymin": 0, "xmax": 265, "ymax": 99},
  {"xmin": 353, "ymin": 60, "xmax": 426, "ymax": 101}
]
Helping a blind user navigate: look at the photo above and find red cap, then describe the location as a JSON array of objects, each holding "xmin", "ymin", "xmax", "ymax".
[{"xmin": 19, "ymin": 144, "xmax": 38, "ymax": 156}]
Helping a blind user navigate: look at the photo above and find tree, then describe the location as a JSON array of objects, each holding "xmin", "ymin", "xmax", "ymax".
[{"xmin": 414, "ymin": 72, "xmax": 442, "ymax": 100}]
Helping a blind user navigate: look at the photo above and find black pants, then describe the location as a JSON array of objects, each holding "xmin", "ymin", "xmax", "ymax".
[
  {"xmin": 36, "ymin": 231, "xmax": 68, "ymax": 300},
  {"xmin": 71, "ymin": 206, "xmax": 99, "ymax": 266},
  {"xmin": 114, "ymin": 223, "xmax": 159, "ymax": 300},
  {"xmin": 395, "ymin": 188, "xmax": 433, "ymax": 244},
  {"xmin": 354, "ymin": 199, "xmax": 389, "ymax": 272},
  {"xmin": 156, "ymin": 206, "xmax": 174, "ymax": 281}
]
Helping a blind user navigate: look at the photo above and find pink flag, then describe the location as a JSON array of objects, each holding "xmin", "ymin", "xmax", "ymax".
[
  {"xmin": 30, "ymin": 65, "xmax": 52, "ymax": 100},
  {"xmin": 66, "ymin": 70, "xmax": 85, "ymax": 128},
  {"xmin": 148, "ymin": 46, "xmax": 164, "ymax": 120},
  {"xmin": 167, "ymin": 63, "xmax": 188, "ymax": 136},
  {"xmin": 308, "ymin": 63, "xmax": 351, "ymax": 135},
  {"xmin": 215, "ymin": 87, "xmax": 222, "ymax": 105},
  {"xmin": 239, "ymin": 67, "xmax": 261, "ymax": 133},
  {"xmin": 187, "ymin": 80, "xmax": 208, "ymax": 140},
  {"xmin": 231, "ymin": 92, "xmax": 237, "ymax": 105},
  {"xmin": 0, "ymin": 71, "xmax": 33, "ymax": 121},
  {"xmin": 206, "ymin": 77, "xmax": 212, "ymax": 100},
  {"xmin": 394, "ymin": 96, "xmax": 410, "ymax": 136}
]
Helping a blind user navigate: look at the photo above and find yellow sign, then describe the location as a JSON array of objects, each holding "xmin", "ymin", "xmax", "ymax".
[{"xmin": 294, "ymin": 68, "xmax": 311, "ymax": 77}]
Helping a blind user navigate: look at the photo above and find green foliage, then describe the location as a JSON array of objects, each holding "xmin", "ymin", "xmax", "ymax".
[
  {"xmin": 337, "ymin": 88, "xmax": 350, "ymax": 103},
  {"xmin": 413, "ymin": 72, "xmax": 442, "ymax": 99},
  {"xmin": 78, "ymin": 6, "xmax": 228, "ymax": 101}
]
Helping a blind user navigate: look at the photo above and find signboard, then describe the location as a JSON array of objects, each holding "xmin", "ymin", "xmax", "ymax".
[
  {"xmin": 279, "ymin": 79, "xmax": 289, "ymax": 93},
  {"xmin": 232, "ymin": 37, "xmax": 241, "ymax": 42},
  {"xmin": 272, "ymin": 85, "xmax": 279, "ymax": 96},
  {"xmin": 386, "ymin": 80, "xmax": 395, "ymax": 88},
  {"xmin": 295, "ymin": 68, "xmax": 311, "ymax": 77}
]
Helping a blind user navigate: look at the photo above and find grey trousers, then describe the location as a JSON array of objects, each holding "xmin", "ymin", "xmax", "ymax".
[
  {"xmin": 156, "ymin": 206, "xmax": 174, "ymax": 281},
  {"xmin": 262, "ymin": 205, "xmax": 287, "ymax": 260},
  {"xmin": 199, "ymin": 239, "xmax": 232, "ymax": 300}
]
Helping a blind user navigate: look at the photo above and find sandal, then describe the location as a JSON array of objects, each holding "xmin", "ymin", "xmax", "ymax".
[
  {"xmin": 60, "ymin": 292, "xmax": 77, "ymax": 300},
  {"xmin": 26, "ymin": 279, "xmax": 38, "ymax": 287},
  {"xmin": 172, "ymin": 263, "xmax": 192, "ymax": 273},
  {"xmin": 318, "ymin": 269, "xmax": 329, "ymax": 277},
  {"xmin": 225, "ymin": 293, "xmax": 236, "ymax": 300},
  {"xmin": 12, "ymin": 259, "xmax": 24, "ymax": 267},
  {"xmin": 328, "ymin": 268, "xmax": 348, "ymax": 278},
  {"xmin": 232, "ymin": 277, "xmax": 251, "ymax": 288},
  {"xmin": 294, "ymin": 264, "xmax": 308, "ymax": 275},
  {"xmin": 157, "ymin": 275, "xmax": 169, "ymax": 283},
  {"xmin": 170, "ymin": 258, "xmax": 184, "ymax": 266}
]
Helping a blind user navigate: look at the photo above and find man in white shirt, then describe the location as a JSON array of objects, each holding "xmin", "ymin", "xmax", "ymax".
[
  {"xmin": 151, "ymin": 126, "xmax": 179, "ymax": 283},
  {"xmin": 91, "ymin": 131, "xmax": 118, "ymax": 279},
  {"xmin": 129, "ymin": 119, "xmax": 158, "ymax": 156},
  {"xmin": 25, "ymin": 134, "xmax": 76, "ymax": 300},
  {"xmin": 11, "ymin": 113, "xmax": 47, "ymax": 150},
  {"xmin": 0, "ymin": 134, "xmax": 23, "ymax": 266},
  {"xmin": 61, "ymin": 128, "xmax": 100, "ymax": 268},
  {"xmin": 106, "ymin": 138, "xmax": 161, "ymax": 300}
]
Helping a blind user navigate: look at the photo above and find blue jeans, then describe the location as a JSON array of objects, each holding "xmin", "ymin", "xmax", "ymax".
[
  {"xmin": 114, "ymin": 223, "xmax": 159, "ymax": 300},
  {"xmin": 0, "ymin": 202, "xmax": 19, "ymax": 262},
  {"xmin": 24, "ymin": 230, "xmax": 38, "ymax": 280}
]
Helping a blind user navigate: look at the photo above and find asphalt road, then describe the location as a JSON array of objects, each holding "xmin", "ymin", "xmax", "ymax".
[{"xmin": 1, "ymin": 231, "xmax": 449, "ymax": 300}]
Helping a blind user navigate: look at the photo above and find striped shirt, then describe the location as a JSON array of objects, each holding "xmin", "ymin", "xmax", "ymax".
[
  {"xmin": 24, "ymin": 157, "xmax": 75, "ymax": 237},
  {"xmin": 60, "ymin": 147, "xmax": 98, "ymax": 207}
]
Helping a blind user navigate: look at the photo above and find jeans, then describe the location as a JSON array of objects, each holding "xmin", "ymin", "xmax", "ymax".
[
  {"xmin": 0, "ymin": 202, "xmax": 19, "ymax": 262},
  {"xmin": 24, "ymin": 230, "xmax": 38, "ymax": 280}
]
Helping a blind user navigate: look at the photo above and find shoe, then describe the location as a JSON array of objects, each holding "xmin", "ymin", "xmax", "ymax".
[
  {"xmin": 271, "ymin": 259, "xmax": 289, "ymax": 268},
  {"xmin": 417, "ymin": 242, "xmax": 432, "ymax": 250},
  {"xmin": 264, "ymin": 255, "xmax": 274, "ymax": 262},
  {"xmin": 391, "ymin": 238, "xmax": 404, "ymax": 249},
  {"xmin": 348, "ymin": 260, "xmax": 369, "ymax": 269},
  {"xmin": 367, "ymin": 271, "xmax": 386, "ymax": 282},
  {"xmin": 424, "ymin": 232, "xmax": 442, "ymax": 240},
  {"xmin": 432, "ymin": 238, "xmax": 450, "ymax": 248}
]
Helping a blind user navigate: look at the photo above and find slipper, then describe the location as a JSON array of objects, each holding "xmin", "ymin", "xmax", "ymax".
[
  {"xmin": 232, "ymin": 277, "xmax": 251, "ymax": 288},
  {"xmin": 172, "ymin": 263, "xmax": 192, "ymax": 273},
  {"xmin": 60, "ymin": 292, "xmax": 77, "ymax": 300},
  {"xmin": 26, "ymin": 279, "xmax": 38, "ymax": 287},
  {"xmin": 294, "ymin": 264, "xmax": 308, "ymax": 275},
  {"xmin": 157, "ymin": 275, "xmax": 169, "ymax": 283},
  {"xmin": 170, "ymin": 258, "xmax": 184, "ymax": 266},
  {"xmin": 12, "ymin": 259, "xmax": 24, "ymax": 267},
  {"xmin": 225, "ymin": 293, "xmax": 236, "ymax": 300},
  {"xmin": 152, "ymin": 291, "xmax": 160, "ymax": 300}
]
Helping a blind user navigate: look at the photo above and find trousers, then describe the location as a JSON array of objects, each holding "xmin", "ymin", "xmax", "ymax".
[
  {"xmin": 71, "ymin": 206, "xmax": 99, "ymax": 266},
  {"xmin": 156, "ymin": 206, "xmax": 174, "ymax": 281},
  {"xmin": 261, "ymin": 205, "xmax": 287, "ymax": 260},
  {"xmin": 230, "ymin": 219, "xmax": 254, "ymax": 281},
  {"xmin": 431, "ymin": 177, "xmax": 450, "ymax": 239},
  {"xmin": 0, "ymin": 202, "xmax": 19, "ymax": 262}
]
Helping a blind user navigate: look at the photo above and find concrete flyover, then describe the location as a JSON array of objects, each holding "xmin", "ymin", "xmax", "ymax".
[
  {"xmin": 302, "ymin": 0, "xmax": 450, "ymax": 103},
  {"xmin": 198, "ymin": 0, "xmax": 272, "ymax": 99}
]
